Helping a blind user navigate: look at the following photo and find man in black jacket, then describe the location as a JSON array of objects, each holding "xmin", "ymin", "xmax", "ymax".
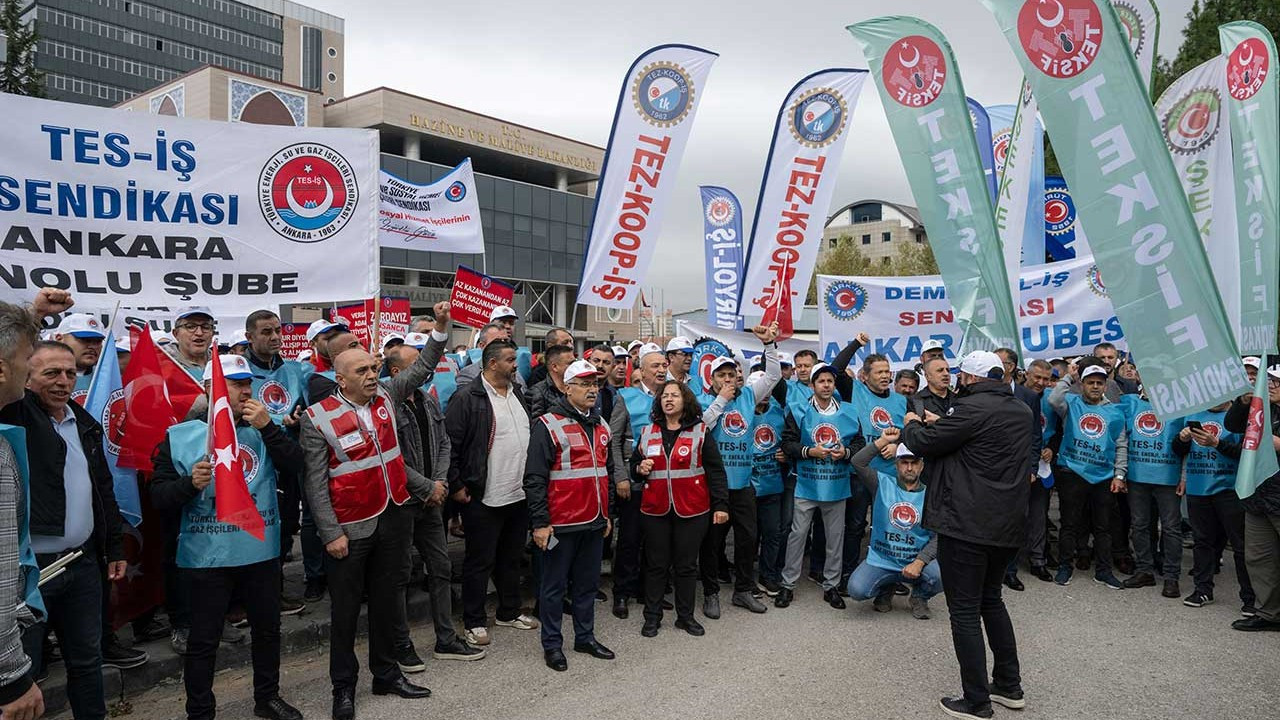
[
  {"xmin": 527, "ymin": 345, "xmax": 574, "ymax": 419},
  {"xmin": 901, "ymin": 350, "xmax": 1034, "ymax": 720},
  {"xmin": 995, "ymin": 348, "xmax": 1043, "ymax": 592},
  {"xmin": 0, "ymin": 341, "xmax": 126, "ymax": 720},
  {"xmin": 1225, "ymin": 363, "xmax": 1280, "ymax": 632}
]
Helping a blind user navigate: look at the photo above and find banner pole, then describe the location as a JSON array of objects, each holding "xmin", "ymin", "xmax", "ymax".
[
  {"xmin": 372, "ymin": 295, "xmax": 381, "ymax": 350},
  {"xmin": 85, "ymin": 300, "xmax": 123, "ymax": 402}
]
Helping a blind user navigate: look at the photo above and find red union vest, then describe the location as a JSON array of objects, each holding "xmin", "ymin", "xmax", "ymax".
[
  {"xmin": 638, "ymin": 422, "xmax": 710, "ymax": 517},
  {"xmin": 305, "ymin": 391, "xmax": 410, "ymax": 525},
  {"xmin": 540, "ymin": 413, "xmax": 610, "ymax": 528}
]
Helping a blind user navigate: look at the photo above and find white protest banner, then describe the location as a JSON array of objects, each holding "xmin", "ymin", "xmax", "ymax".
[
  {"xmin": 738, "ymin": 69, "xmax": 867, "ymax": 325},
  {"xmin": 378, "ymin": 159, "xmax": 483, "ymax": 254},
  {"xmin": 1155, "ymin": 55, "xmax": 1241, "ymax": 347},
  {"xmin": 578, "ymin": 44, "xmax": 718, "ymax": 308},
  {"xmin": 817, "ymin": 256, "xmax": 1125, "ymax": 369},
  {"xmin": 0, "ymin": 94, "xmax": 378, "ymax": 313}
]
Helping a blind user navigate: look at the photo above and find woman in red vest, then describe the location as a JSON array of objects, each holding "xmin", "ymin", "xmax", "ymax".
[{"xmin": 631, "ymin": 381, "xmax": 728, "ymax": 638}]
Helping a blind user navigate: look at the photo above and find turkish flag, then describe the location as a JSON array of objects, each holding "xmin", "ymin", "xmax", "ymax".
[
  {"xmin": 207, "ymin": 352, "xmax": 265, "ymax": 541},
  {"xmin": 761, "ymin": 258, "xmax": 795, "ymax": 341},
  {"xmin": 118, "ymin": 327, "xmax": 176, "ymax": 472},
  {"xmin": 155, "ymin": 342, "xmax": 204, "ymax": 421}
]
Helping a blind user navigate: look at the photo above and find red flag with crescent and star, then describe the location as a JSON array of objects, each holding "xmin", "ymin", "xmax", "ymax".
[
  {"xmin": 207, "ymin": 352, "xmax": 265, "ymax": 541},
  {"xmin": 761, "ymin": 256, "xmax": 795, "ymax": 341}
]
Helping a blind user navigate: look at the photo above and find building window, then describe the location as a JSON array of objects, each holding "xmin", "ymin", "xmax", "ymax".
[
  {"xmin": 916, "ymin": 233, "xmax": 925, "ymax": 244},
  {"xmin": 327, "ymin": 71, "xmax": 337, "ymax": 83},
  {"xmin": 828, "ymin": 238, "xmax": 837, "ymax": 249},
  {"xmin": 881, "ymin": 256, "xmax": 891, "ymax": 265},
  {"xmin": 381, "ymin": 267, "xmax": 407, "ymax": 285},
  {"xmin": 882, "ymin": 231, "xmax": 892, "ymax": 242},
  {"xmin": 328, "ymin": 47, "xmax": 337, "ymax": 58},
  {"xmin": 301, "ymin": 26, "xmax": 323, "ymax": 90},
  {"xmin": 861, "ymin": 234, "xmax": 871, "ymax": 245}
]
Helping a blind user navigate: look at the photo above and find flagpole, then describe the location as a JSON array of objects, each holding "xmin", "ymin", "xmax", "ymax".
[
  {"xmin": 84, "ymin": 301, "xmax": 123, "ymax": 403},
  {"xmin": 371, "ymin": 295, "xmax": 381, "ymax": 349}
]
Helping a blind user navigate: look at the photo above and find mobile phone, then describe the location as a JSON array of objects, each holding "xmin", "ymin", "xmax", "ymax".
[
  {"xmin": 1186, "ymin": 420, "xmax": 1202, "ymax": 431},
  {"xmin": 545, "ymin": 534, "xmax": 559, "ymax": 551}
]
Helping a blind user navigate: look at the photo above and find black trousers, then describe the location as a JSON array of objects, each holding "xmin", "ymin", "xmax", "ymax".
[
  {"xmin": 612, "ymin": 493, "xmax": 644, "ymax": 600},
  {"xmin": 1056, "ymin": 468, "xmax": 1115, "ymax": 573},
  {"xmin": 328, "ymin": 504, "xmax": 412, "ymax": 691},
  {"xmin": 460, "ymin": 500, "xmax": 528, "ymax": 629},
  {"xmin": 394, "ymin": 502, "xmax": 457, "ymax": 649},
  {"xmin": 277, "ymin": 468, "xmax": 303, "ymax": 559},
  {"xmin": 1188, "ymin": 491, "xmax": 1255, "ymax": 605},
  {"xmin": 642, "ymin": 512, "xmax": 709, "ymax": 622},
  {"xmin": 938, "ymin": 535, "xmax": 1021, "ymax": 707},
  {"xmin": 701, "ymin": 486, "xmax": 758, "ymax": 594},
  {"xmin": 537, "ymin": 528, "xmax": 604, "ymax": 651},
  {"xmin": 185, "ymin": 559, "xmax": 282, "ymax": 719}
]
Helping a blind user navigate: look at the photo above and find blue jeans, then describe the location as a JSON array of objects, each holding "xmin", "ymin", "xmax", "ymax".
[
  {"xmin": 756, "ymin": 493, "xmax": 784, "ymax": 584},
  {"xmin": 847, "ymin": 559, "xmax": 942, "ymax": 601},
  {"xmin": 24, "ymin": 553, "xmax": 106, "ymax": 720},
  {"xmin": 538, "ymin": 529, "xmax": 604, "ymax": 651}
]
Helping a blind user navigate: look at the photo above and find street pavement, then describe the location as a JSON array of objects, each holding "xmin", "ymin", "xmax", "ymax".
[{"xmin": 104, "ymin": 557, "xmax": 1274, "ymax": 720}]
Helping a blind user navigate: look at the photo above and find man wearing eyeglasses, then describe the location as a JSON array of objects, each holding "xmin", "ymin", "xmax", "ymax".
[{"xmin": 165, "ymin": 308, "xmax": 217, "ymax": 382}]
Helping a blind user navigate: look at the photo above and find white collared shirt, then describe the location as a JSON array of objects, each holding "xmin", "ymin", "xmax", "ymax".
[{"xmin": 482, "ymin": 375, "xmax": 529, "ymax": 507}]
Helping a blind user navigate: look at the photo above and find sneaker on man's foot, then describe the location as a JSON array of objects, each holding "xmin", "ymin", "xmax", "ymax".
[
  {"xmin": 280, "ymin": 596, "xmax": 306, "ymax": 616},
  {"xmin": 773, "ymin": 588, "xmax": 793, "ymax": 608},
  {"xmin": 229, "ymin": 609, "xmax": 249, "ymax": 629},
  {"xmin": 303, "ymin": 578, "xmax": 326, "ymax": 603},
  {"xmin": 1054, "ymin": 565, "xmax": 1073, "ymax": 586},
  {"xmin": 989, "ymin": 686, "xmax": 1026, "ymax": 710},
  {"xmin": 939, "ymin": 696, "xmax": 993, "ymax": 719},
  {"xmin": 495, "ymin": 614, "xmax": 539, "ymax": 630},
  {"xmin": 170, "ymin": 628, "xmax": 189, "ymax": 656},
  {"xmin": 702, "ymin": 593, "xmax": 721, "ymax": 619},
  {"xmin": 221, "ymin": 623, "xmax": 246, "ymax": 645},
  {"xmin": 131, "ymin": 618, "xmax": 171, "ymax": 643},
  {"xmin": 1183, "ymin": 591, "xmax": 1213, "ymax": 608},
  {"xmin": 757, "ymin": 578, "xmax": 781, "ymax": 597},
  {"xmin": 433, "ymin": 639, "xmax": 486, "ymax": 661},
  {"xmin": 1122, "ymin": 572, "xmax": 1155, "ymax": 589},
  {"xmin": 731, "ymin": 591, "xmax": 768, "ymax": 614},
  {"xmin": 1242, "ymin": 605, "xmax": 1258, "ymax": 618},
  {"xmin": 465, "ymin": 627, "xmax": 490, "ymax": 646},
  {"xmin": 873, "ymin": 591, "xmax": 893, "ymax": 613},
  {"xmin": 1094, "ymin": 571, "xmax": 1124, "ymax": 590},
  {"xmin": 102, "ymin": 637, "xmax": 148, "ymax": 669},
  {"xmin": 395, "ymin": 644, "xmax": 426, "ymax": 674},
  {"xmin": 1162, "ymin": 579, "xmax": 1181, "ymax": 598},
  {"xmin": 806, "ymin": 571, "xmax": 823, "ymax": 586},
  {"xmin": 909, "ymin": 597, "xmax": 931, "ymax": 620}
]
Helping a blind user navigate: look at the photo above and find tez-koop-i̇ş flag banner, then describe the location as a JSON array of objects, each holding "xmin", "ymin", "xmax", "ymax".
[
  {"xmin": 818, "ymin": 255, "xmax": 1124, "ymax": 369},
  {"xmin": 1155, "ymin": 55, "xmax": 1242, "ymax": 348},
  {"xmin": 578, "ymin": 44, "xmax": 718, "ymax": 308},
  {"xmin": 1220, "ymin": 22, "xmax": 1279, "ymax": 354},
  {"xmin": 848, "ymin": 17, "xmax": 1021, "ymax": 355},
  {"xmin": 378, "ymin": 159, "xmax": 483, "ymax": 254},
  {"xmin": 699, "ymin": 186, "xmax": 744, "ymax": 331},
  {"xmin": 0, "ymin": 94, "xmax": 378, "ymax": 313},
  {"xmin": 982, "ymin": 0, "xmax": 1249, "ymax": 419},
  {"xmin": 738, "ymin": 69, "xmax": 867, "ymax": 325}
]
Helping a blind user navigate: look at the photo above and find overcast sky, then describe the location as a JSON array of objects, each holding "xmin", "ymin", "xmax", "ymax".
[{"xmin": 305, "ymin": 0, "xmax": 1196, "ymax": 312}]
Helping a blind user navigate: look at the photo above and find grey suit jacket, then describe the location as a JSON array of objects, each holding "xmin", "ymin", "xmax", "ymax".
[{"xmin": 301, "ymin": 334, "xmax": 446, "ymax": 544}]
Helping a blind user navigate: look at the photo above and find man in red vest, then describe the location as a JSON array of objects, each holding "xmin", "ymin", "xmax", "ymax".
[
  {"xmin": 524, "ymin": 359, "xmax": 617, "ymax": 672},
  {"xmin": 300, "ymin": 303, "xmax": 450, "ymax": 720}
]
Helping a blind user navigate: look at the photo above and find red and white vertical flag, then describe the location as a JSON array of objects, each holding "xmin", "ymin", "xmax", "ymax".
[
  {"xmin": 760, "ymin": 256, "xmax": 794, "ymax": 341},
  {"xmin": 207, "ymin": 354, "xmax": 265, "ymax": 541}
]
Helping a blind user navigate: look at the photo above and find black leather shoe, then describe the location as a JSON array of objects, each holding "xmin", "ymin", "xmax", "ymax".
[
  {"xmin": 774, "ymin": 587, "xmax": 793, "ymax": 608},
  {"xmin": 255, "ymin": 696, "xmax": 303, "ymax": 720},
  {"xmin": 1232, "ymin": 616, "xmax": 1280, "ymax": 632},
  {"xmin": 612, "ymin": 596, "xmax": 629, "ymax": 619},
  {"xmin": 331, "ymin": 688, "xmax": 355, "ymax": 720},
  {"xmin": 641, "ymin": 618, "xmax": 660, "ymax": 637},
  {"xmin": 1003, "ymin": 573, "xmax": 1025, "ymax": 592},
  {"xmin": 1030, "ymin": 565, "xmax": 1053, "ymax": 582},
  {"xmin": 371, "ymin": 675, "xmax": 432, "ymax": 699},
  {"xmin": 573, "ymin": 640, "xmax": 616, "ymax": 660},
  {"xmin": 1122, "ymin": 572, "xmax": 1156, "ymax": 589},
  {"xmin": 674, "ymin": 617, "xmax": 705, "ymax": 636},
  {"xmin": 543, "ymin": 648, "xmax": 568, "ymax": 671},
  {"xmin": 824, "ymin": 588, "xmax": 847, "ymax": 609}
]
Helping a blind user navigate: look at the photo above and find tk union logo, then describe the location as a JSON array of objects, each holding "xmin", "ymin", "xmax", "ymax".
[
  {"xmin": 1044, "ymin": 187, "xmax": 1077, "ymax": 236},
  {"xmin": 790, "ymin": 87, "xmax": 848, "ymax": 148},
  {"xmin": 722, "ymin": 410, "xmax": 749, "ymax": 438},
  {"xmin": 889, "ymin": 501, "xmax": 919, "ymax": 531},
  {"xmin": 102, "ymin": 389, "xmax": 127, "ymax": 456},
  {"xmin": 239, "ymin": 444, "xmax": 260, "ymax": 483},
  {"xmin": 481, "ymin": 277, "xmax": 492, "ymax": 289},
  {"xmin": 71, "ymin": 388, "xmax": 88, "ymax": 407},
  {"xmin": 705, "ymin": 195, "xmax": 736, "ymax": 228},
  {"xmin": 633, "ymin": 61, "xmax": 694, "ymax": 127},
  {"xmin": 1077, "ymin": 412, "xmax": 1106, "ymax": 440},
  {"xmin": 693, "ymin": 338, "xmax": 731, "ymax": 393},
  {"xmin": 257, "ymin": 380, "xmax": 293, "ymax": 416},
  {"xmin": 1110, "ymin": 1, "xmax": 1147, "ymax": 57},
  {"xmin": 883, "ymin": 35, "xmax": 947, "ymax": 108},
  {"xmin": 824, "ymin": 280, "xmax": 868, "ymax": 322},
  {"xmin": 677, "ymin": 445, "xmax": 691, "ymax": 458},
  {"xmin": 992, "ymin": 128, "xmax": 1012, "ymax": 174},
  {"xmin": 376, "ymin": 405, "xmax": 390, "ymax": 421},
  {"xmin": 753, "ymin": 424, "xmax": 777, "ymax": 452},
  {"xmin": 1226, "ymin": 37, "xmax": 1270, "ymax": 101},
  {"xmin": 1161, "ymin": 87, "xmax": 1221, "ymax": 155},
  {"xmin": 445, "ymin": 181, "xmax": 467, "ymax": 202},
  {"xmin": 1017, "ymin": 0, "xmax": 1103, "ymax": 79},
  {"xmin": 1085, "ymin": 264, "xmax": 1107, "ymax": 298},
  {"xmin": 870, "ymin": 406, "xmax": 893, "ymax": 432},
  {"xmin": 1134, "ymin": 411, "xmax": 1163, "ymax": 438},
  {"xmin": 1199, "ymin": 421, "xmax": 1222, "ymax": 440},
  {"xmin": 811, "ymin": 422, "xmax": 843, "ymax": 450},
  {"xmin": 259, "ymin": 143, "xmax": 359, "ymax": 243}
]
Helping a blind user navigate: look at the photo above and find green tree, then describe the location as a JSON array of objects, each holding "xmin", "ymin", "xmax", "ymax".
[
  {"xmin": 0, "ymin": 0, "xmax": 44, "ymax": 97},
  {"xmin": 1152, "ymin": 0, "xmax": 1279, "ymax": 100},
  {"xmin": 891, "ymin": 238, "xmax": 939, "ymax": 276},
  {"xmin": 806, "ymin": 235, "xmax": 877, "ymax": 303}
]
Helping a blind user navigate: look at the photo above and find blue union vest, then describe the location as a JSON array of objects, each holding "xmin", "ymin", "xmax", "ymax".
[
  {"xmin": 866, "ymin": 474, "xmax": 932, "ymax": 572},
  {"xmin": 849, "ymin": 382, "xmax": 907, "ymax": 475},
  {"xmin": 1182, "ymin": 408, "xmax": 1241, "ymax": 497},
  {"xmin": 789, "ymin": 399, "xmax": 860, "ymax": 502},
  {"xmin": 168, "ymin": 421, "xmax": 281, "ymax": 569},
  {"xmin": 1057, "ymin": 395, "xmax": 1126, "ymax": 484},
  {"xmin": 619, "ymin": 387, "xmax": 657, "ymax": 447},
  {"xmin": 701, "ymin": 388, "xmax": 758, "ymax": 491},
  {"xmin": 1119, "ymin": 395, "xmax": 1183, "ymax": 487},
  {"xmin": 751, "ymin": 401, "xmax": 786, "ymax": 497},
  {"xmin": 250, "ymin": 358, "xmax": 312, "ymax": 425}
]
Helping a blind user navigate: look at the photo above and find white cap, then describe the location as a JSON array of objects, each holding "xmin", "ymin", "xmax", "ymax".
[
  {"xmin": 1267, "ymin": 364, "xmax": 1280, "ymax": 380},
  {"xmin": 777, "ymin": 351, "xmax": 794, "ymax": 366},
  {"xmin": 747, "ymin": 370, "xmax": 766, "ymax": 385},
  {"xmin": 638, "ymin": 342, "xmax": 664, "ymax": 360},
  {"xmin": 489, "ymin": 305, "xmax": 518, "ymax": 321},
  {"xmin": 403, "ymin": 332, "xmax": 429, "ymax": 349},
  {"xmin": 306, "ymin": 317, "xmax": 349, "ymax": 342},
  {"xmin": 809, "ymin": 362, "xmax": 838, "ymax": 381},
  {"xmin": 227, "ymin": 329, "xmax": 249, "ymax": 347},
  {"xmin": 174, "ymin": 306, "xmax": 214, "ymax": 323},
  {"xmin": 611, "ymin": 345, "xmax": 628, "ymax": 358},
  {"xmin": 922, "ymin": 339, "xmax": 945, "ymax": 352},
  {"xmin": 666, "ymin": 336, "xmax": 694, "ymax": 353},
  {"xmin": 627, "ymin": 340, "xmax": 644, "ymax": 352},
  {"xmin": 708, "ymin": 356, "xmax": 737, "ymax": 375},
  {"xmin": 1244, "ymin": 356, "xmax": 1262, "ymax": 369},
  {"xmin": 1081, "ymin": 364, "xmax": 1109, "ymax": 379},
  {"xmin": 563, "ymin": 358, "xmax": 601, "ymax": 383},
  {"xmin": 959, "ymin": 350, "xmax": 1003, "ymax": 378},
  {"xmin": 154, "ymin": 331, "xmax": 175, "ymax": 346},
  {"xmin": 895, "ymin": 443, "xmax": 918, "ymax": 459},
  {"xmin": 204, "ymin": 354, "xmax": 253, "ymax": 381},
  {"xmin": 297, "ymin": 349, "xmax": 313, "ymax": 362},
  {"xmin": 115, "ymin": 335, "xmax": 132, "ymax": 353},
  {"xmin": 54, "ymin": 313, "xmax": 106, "ymax": 339},
  {"xmin": 381, "ymin": 333, "xmax": 406, "ymax": 349}
]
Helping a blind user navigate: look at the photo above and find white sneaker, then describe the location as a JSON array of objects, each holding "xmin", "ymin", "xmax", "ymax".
[
  {"xmin": 465, "ymin": 627, "xmax": 490, "ymax": 646},
  {"xmin": 494, "ymin": 614, "xmax": 539, "ymax": 630}
]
